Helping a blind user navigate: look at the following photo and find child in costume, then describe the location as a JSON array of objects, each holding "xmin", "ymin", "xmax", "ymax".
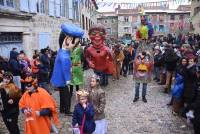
[
  {"xmin": 85, "ymin": 24, "xmax": 113, "ymax": 86},
  {"xmin": 0, "ymin": 72, "xmax": 21, "ymax": 134},
  {"xmin": 70, "ymin": 43, "xmax": 84, "ymax": 96},
  {"xmin": 72, "ymin": 89, "xmax": 96, "ymax": 134},
  {"xmin": 133, "ymin": 51, "xmax": 153, "ymax": 103},
  {"xmin": 19, "ymin": 76, "xmax": 59, "ymax": 134},
  {"xmin": 51, "ymin": 24, "xmax": 84, "ymax": 115},
  {"xmin": 88, "ymin": 75, "xmax": 107, "ymax": 134}
]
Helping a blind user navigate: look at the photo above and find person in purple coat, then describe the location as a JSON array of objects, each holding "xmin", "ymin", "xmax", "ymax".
[{"xmin": 51, "ymin": 24, "xmax": 84, "ymax": 115}]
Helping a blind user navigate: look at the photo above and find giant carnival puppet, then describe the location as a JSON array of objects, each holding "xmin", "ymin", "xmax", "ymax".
[
  {"xmin": 133, "ymin": 14, "xmax": 154, "ymax": 103},
  {"xmin": 51, "ymin": 24, "xmax": 84, "ymax": 115},
  {"xmin": 85, "ymin": 24, "xmax": 113, "ymax": 86}
]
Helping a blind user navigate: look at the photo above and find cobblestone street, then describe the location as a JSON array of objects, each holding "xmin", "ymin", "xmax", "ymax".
[{"xmin": 0, "ymin": 73, "xmax": 194, "ymax": 134}]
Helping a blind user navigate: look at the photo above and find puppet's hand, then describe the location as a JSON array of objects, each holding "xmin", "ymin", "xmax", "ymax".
[{"xmin": 66, "ymin": 81, "xmax": 70, "ymax": 85}]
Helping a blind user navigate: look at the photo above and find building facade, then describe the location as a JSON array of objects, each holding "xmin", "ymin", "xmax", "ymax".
[
  {"xmin": 97, "ymin": 12, "xmax": 118, "ymax": 40},
  {"xmin": 97, "ymin": 5, "xmax": 191, "ymax": 41},
  {"xmin": 191, "ymin": 0, "xmax": 200, "ymax": 34},
  {"xmin": 0, "ymin": 0, "xmax": 97, "ymax": 58}
]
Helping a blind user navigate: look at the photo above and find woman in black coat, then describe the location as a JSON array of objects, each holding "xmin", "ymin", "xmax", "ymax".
[
  {"xmin": 0, "ymin": 72, "xmax": 21, "ymax": 134},
  {"xmin": 187, "ymin": 64, "xmax": 200, "ymax": 134}
]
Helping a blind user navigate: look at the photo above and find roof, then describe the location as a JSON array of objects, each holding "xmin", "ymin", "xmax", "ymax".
[{"xmin": 144, "ymin": 9, "xmax": 191, "ymax": 14}]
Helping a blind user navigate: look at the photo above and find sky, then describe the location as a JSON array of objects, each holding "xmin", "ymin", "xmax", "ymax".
[{"xmin": 96, "ymin": 0, "xmax": 190, "ymax": 12}]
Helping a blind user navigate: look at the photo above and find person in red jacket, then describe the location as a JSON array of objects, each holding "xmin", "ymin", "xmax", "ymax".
[{"xmin": 85, "ymin": 24, "xmax": 113, "ymax": 86}]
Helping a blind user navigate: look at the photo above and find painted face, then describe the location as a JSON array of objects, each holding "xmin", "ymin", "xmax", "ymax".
[{"xmin": 89, "ymin": 30, "xmax": 105, "ymax": 47}]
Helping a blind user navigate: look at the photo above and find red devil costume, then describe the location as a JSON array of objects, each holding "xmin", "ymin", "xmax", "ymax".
[{"xmin": 85, "ymin": 24, "xmax": 113, "ymax": 86}]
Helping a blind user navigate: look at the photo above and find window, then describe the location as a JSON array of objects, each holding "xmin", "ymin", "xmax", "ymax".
[
  {"xmin": 60, "ymin": 0, "xmax": 65, "ymax": 17},
  {"xmin": 86, "ymin": 17, "xmax": 88, "ymax": 30},
  {"xmin": 106, "ymin": 28, "xmax": 112, "ymax": 35},
  {"xmin": 68, "ymin": 0, "xmax": 73, "ymax": 19},
  {"xmin": 37, "ymin": 0, "xmax": 45, "ymax": 14},
  {"xmin": 124, "ymin": 27, "xmax": 129, "ymax": 33},
  {"xmin": 179, "ymin": 15, "xmax": 184, "ymax": 20},
  {"xmin": 124, "ymin": 16, "xmax": 129, "ymax": 22},
  {"xmin": 112, "ymin": 19, "xmax": 115, "ymax": 23},
  {"xmin": 82, "ymin": 15, "xmax": 85, "ymax": 30},
  {"xmin": 159, "ymin": 15, "xmax": 164, "ymax": 22},
  {"xmin": 0, "ymin": 32, "xmax": 22, "ymax": 44},
  {"xmin": 104, "ymin": 20, "xmax": 107, "ymax": 23},
  {"xmin": 0, "ymin": 0, "xmax": 14, "ymax": 8},
  {"xmin": 194, "ymin": 6, "xmax": 200, "ymax": 16},
  {"xmin": 159, "ymin": 25, "xmax": 164, "ymax": 32},
  {"xmin": 39, "ymin": 32, "xmax": 51, "ymax": 49},
  {"xmin": 170, "ymin": 15, "xmax": 175, "ymax": 20}
]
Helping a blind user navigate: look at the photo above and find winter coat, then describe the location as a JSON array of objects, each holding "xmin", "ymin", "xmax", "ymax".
[
  {"xmin": 40, "ymin": 54, "xmax": 50, "ymax": 71},
  {"xmin": 163, "ymin": 48, "xmax": 178, "ymax": 71},
  {"xmin": 123, "ymin": 50, "xmax": 131, "ymax": 64},
  {"xmin": 88, "ymin": 87, "xmax": 106, "ymax": 120},
  {"xmin": 0, "ymin": 83, "xmax": 21, "ymax": 118},
  {"xmin": 172, "ymin": 73, "xmax": 184, "ymax": 100},
  {"xmin": 188, "ymin": 79, "xmax": 200, "ymax": 123},
  {"xmin": 37, "ymin": 64, "xmax": 49, "ymax": 83},
  {"xmin": 154, "ymin": 53, "xmax": 163, "ymax": 67},
  {"xmin": 72, "ymin": 103, "xmax": 96, "ymax": 133},
  {"xmin": 183, "ymin": 65, "xmax": 197, "ymax": 103},
  {"xmin": 51, "ymin": 49, "xmax": 71, "ymax": 87},
  {"xmin": 9, "ymin": 53, "xmax": 21, "ymax": 76}
]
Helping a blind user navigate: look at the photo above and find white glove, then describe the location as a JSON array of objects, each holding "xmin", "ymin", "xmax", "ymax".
[
  {"xmin": 186, "ymin": 110, "xmax": 194, "ymax": 119},
  {"xmin": 66, "ymin": 81, "xmax": 70, "ymax": 85}
]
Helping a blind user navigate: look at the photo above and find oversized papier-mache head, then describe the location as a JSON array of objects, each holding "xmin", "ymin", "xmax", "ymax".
[{"xmin": 59, "ymin": 24, "xmax": 84, "ymax": 48}]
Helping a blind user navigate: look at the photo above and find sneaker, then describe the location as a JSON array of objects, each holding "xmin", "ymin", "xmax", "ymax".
[
  {"xmin": 142, "ymin": 97, "xmax": 147, "ymax": 103},
  {"xmin": 133, "ymin": 97, "xmax": 139, "ymax": 102}
]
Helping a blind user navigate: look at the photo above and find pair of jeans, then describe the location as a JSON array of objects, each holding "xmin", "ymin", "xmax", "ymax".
[
  {"xmin": 94, "ymin": 71, "xmax": 108, "ymax": 86},
  {"xmin": 134, "ymin": 82, "xmax": 147, "ymax": 98},
  {"xmin": 1, "ymin": 114, "xmax": 20, "ymax": 134},
  {"xmin": 122, "ymin": 62, "xmax": 129, "ymax": 76},
  {"xmin": 59, "ymin": 86, "xmax": 71, "ymax": 113},
  {"xmin": 154, "ymin": 67, "xmax": 160, "ymax": 80}
]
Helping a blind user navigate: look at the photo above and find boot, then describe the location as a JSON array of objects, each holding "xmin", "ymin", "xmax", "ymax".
[
  {"xmin": 133, "ymin": 97, "xmax": 139, "ymax": 102},
  {"xmin": 142, "ymin": 96, "xmax": 147, "ymax": 103}
]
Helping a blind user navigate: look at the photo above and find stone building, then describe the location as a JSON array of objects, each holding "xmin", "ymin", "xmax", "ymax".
[
  {"xmin": 0, "ymin": 0, "xmax": 97, "ymax": 58},
  {"xmin": 191, "ymin": 0, "xmax": 200, "ymax": 34},
  {"xmin": 97, "ymin": 4, "xmax": 191, "ymax": 41},
  {"xmin": 145, "ymin": 9, "xmax": 191, "ymax": 35},
  {"xmin": 97, "ymin": 12, "xmax": 118, "ymax": 40}
]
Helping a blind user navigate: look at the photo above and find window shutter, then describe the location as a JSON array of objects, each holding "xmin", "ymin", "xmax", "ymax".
[
  {"xmin": 49, "ymin": 0, "xmax": 55, "ymax": 16},
  {"xmin": 68, "ymin": 0, "xmax": 73, "ymax": 19},
  {"xmin": 55, "ymin": 0, "xmax": 61, "ymax": 17},
  {"xmin": 29, "ymin": 0, "xmax": 37, "ymax": 13},
  {"xmin": 39, "ymin": 33, "xmax": 51, "ymax": 49},
  {"xmin": 20, "ymin": 0, "xmax": 29, "ymax": 12}
]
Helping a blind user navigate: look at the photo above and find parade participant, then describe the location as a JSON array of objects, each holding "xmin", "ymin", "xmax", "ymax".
[
  {"xmin": 51, "ymin": 24, "xmax": 84, "ymax": 115},
  {"xmin": 112, "ymin": 45, "xmax": 124, "ymax": 80},
  {"xmin": 122, "ymin": 46, "xmax": 132, "ymax": 77},
  {"xmin": 72, "ymin": 89, "xmax": 96, "ymax": 134},
  {"xmin": 70, "ymin": 43, "xmax": 83, "ymax": 96},
  {"xmin": 88, "ymin": 75, "xmax": 107, "ymax": 134},
  {"xmin": 19, "ymin": 76, "xmax": 59, "ymax": 134},
  {"xmin": 0, "ymin": 72, "xmax": 21, "ymax": 134},
  {"xmin": 85, "ymin": 24, "xmax": 113, "ymax": 86},
  {"xmin": 133, "ymin": 51, "xmax": 153, "ymax": 103}
]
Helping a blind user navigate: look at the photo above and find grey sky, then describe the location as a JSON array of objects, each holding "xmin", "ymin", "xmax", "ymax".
[{"xmin": 96, "ymin": 0, "xmax": 190, "ymax": 12}]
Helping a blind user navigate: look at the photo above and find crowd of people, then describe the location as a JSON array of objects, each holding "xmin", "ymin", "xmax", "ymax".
[{"xmin": 0, "ymin": 23, "xmax": 199, "ymax": 134}]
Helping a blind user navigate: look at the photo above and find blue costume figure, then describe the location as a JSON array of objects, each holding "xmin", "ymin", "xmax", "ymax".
[{"xmin": 51, "ymin": 24, "xmax": 84, "ymax": 115}]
